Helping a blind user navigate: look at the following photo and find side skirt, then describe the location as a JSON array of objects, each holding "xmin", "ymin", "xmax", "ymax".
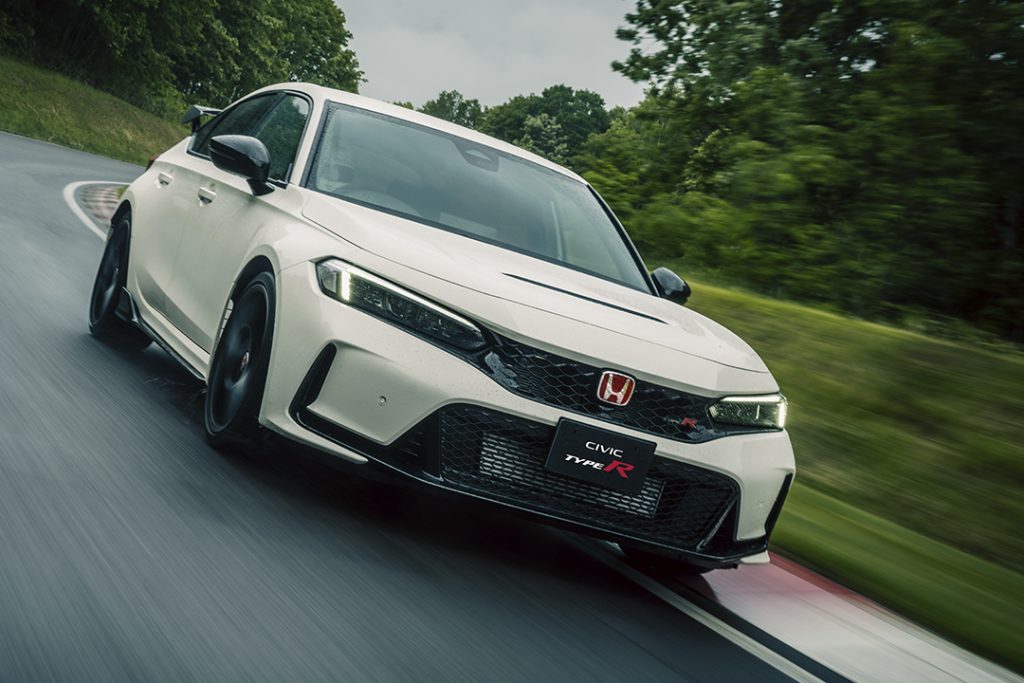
[{"xmin": 118, "ymin": 287, "xmax": 205, "ymax": 381}]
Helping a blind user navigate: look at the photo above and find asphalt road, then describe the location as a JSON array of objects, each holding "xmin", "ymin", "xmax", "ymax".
[{"xmin": 0, "ymin": 131, "xmax": 796, "ymax": 682}]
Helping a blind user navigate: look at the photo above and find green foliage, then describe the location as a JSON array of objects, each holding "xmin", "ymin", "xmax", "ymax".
[
  {"xmin": 418, "ymin": 90, "xmax": 483, "ymax": 129},
  {"xmin": 593, "ymin": 0, "xmax": 1024, "ymax": 341},
  {"xmin": 575, "ymin": 118, "xmax": 644, "ymax": 219},
  {"xmin": 411, "ymin": 85, "xmax": 612, "ymax": 166},
  {"xmin": 479, "ymin": 94, "xmax": 541, "ymax": 144},
  {"xmin": 0, "ymin": 0, "xmax": 362, "ymax": 117},
  {"xmin": 478, "ymin": 85, "xmax": 611, "ymax": 164},
  {"xmin": 512, "ymin": 113, "xmax": 569, "ymax": 166},
  {"xmin": 533, "ymin": 85, "xmax": 611, "ymax": 156}
]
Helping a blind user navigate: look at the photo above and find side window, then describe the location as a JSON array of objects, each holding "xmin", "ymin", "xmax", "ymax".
[
  {"xmin": 190, "ymin": 94, "xmax": 278, "ymax": 157},
  {"xmin": 251, "ymin": 95, "xmax": 311, "ymax": 181}
]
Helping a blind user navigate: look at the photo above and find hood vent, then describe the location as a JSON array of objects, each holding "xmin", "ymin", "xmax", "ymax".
[{"xmin": 503, "ymin": 273, "xmax": 666, "ymax": 324}]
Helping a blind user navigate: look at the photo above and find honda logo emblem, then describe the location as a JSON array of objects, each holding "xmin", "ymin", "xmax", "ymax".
[{"xmin": 597, "ymin": 371, "xmax": 636, "ymax": 406}]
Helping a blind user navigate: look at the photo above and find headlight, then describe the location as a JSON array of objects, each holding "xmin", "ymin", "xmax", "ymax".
[
  {"xmin": 709, "ymin": 394, "xmax": 788, "ymax": 429},
  {"xmin": 316, "ymin": 259, "xmax": 486, "ymax": 351}
]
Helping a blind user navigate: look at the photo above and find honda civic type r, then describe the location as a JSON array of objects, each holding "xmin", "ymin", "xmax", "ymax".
[{"xmin": 89, "ymin": 83, "xmax": 794, "ymax": 572}]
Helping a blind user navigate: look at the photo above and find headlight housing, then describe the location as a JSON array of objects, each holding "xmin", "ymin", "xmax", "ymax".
[
  {"xmin": 316, "ymin": 259, "xmax": 487, "ymax": 351},
  {"xmin": 709, "ymin": 394, "xmax": 788, "ymax": 430}
]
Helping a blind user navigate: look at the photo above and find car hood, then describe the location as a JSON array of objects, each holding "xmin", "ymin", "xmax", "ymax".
[{"xmin": 302, "ymin": 194, "xmax": 776, "ymax": 392}]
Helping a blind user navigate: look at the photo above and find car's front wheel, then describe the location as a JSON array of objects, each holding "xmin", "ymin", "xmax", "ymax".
[
  {"xmin": 88, "ymin": 214, "xmax": 152, "ymax": 350},
  {"xmin": 204, "ymin": 271, "xmax": 276, "ymax": 451}
]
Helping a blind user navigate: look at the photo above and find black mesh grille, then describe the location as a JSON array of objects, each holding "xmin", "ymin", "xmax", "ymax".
[
  {"xmin": 438, "ymin": 405, "xmax": 738, "ymax": 550},
  {"xmin": 477, "ymin": 335, "xmax": 758, "ymax": 444}
]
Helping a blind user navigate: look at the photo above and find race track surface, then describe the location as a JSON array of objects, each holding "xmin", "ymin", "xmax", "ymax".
[{"xmin": 0, "ymin": 131, "xmax": 798, "ymax": 682}]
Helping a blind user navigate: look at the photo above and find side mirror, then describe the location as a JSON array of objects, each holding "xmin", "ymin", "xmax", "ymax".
[
  {"xmin": 652, "ymin": 267, "xmax": 691, "ymax": 305},
  {"xmin": 209, "ymin": 134, "xmax": 274, "ymax": 196}
]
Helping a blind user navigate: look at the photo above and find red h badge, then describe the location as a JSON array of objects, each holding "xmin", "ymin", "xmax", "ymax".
[{"xmin": 597, "ymin": 371, "xmax": 636, "ymax": 406}]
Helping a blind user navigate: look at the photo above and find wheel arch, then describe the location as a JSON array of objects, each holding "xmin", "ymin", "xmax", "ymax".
[
  {"xmin": 210, "ymin": 251, "xmax": 280, "ymax": 368},
  {"xmin": 231, "ymin": 255, "xmax": 276, "ymax": 302},
  {"xmin": 110, "ymin": 199, "xmax": 132, "ymax": 226}
]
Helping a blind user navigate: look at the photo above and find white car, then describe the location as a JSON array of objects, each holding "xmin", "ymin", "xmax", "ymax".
[{"xmin": 89, "ymin": 83, "xmax": 794, "ymax": 572}]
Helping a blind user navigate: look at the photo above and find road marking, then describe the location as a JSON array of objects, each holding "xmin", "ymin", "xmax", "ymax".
[
  {"xmin": 571, "ymin": 539, "xmax": 829, "ymax": 683},
  {"xmin": 62, "ymin": 180, "xmax": 125, "ymax": 240}
]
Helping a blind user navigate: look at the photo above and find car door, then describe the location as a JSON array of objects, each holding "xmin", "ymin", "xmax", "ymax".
[
  {"xmin": 150, "ymin": 93, "xmax": 280, "ymax": 342},
  {"xmin": 131, "ymin": 136, "xmax": 219, "ymax": 318},
  {"xmin": 166, "ymin": 92, "xmax": 312, "ymax": 352}
]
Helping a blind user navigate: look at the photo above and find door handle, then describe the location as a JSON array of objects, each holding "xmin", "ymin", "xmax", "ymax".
[
  {"xmin": 157, "ymin": 171, "xmax": 173, "ymax": 186},
  {"xmin": 197, "ymin": 187, "xmax": 217, "ymax": 205}
]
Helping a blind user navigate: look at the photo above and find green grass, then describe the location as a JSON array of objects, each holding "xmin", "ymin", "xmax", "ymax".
[
  {"xmin": 681, "ymin": 277, "xmax": 1024, "ymax": 671},
  {"xmin": 0, "ymin": 55, "xmax": 183, "ymax": 164},
  {"xmin": 683, "ymin": 279, "xmax": 1024, "ymax": 571},
  {"xmin": 775, "ymin": 486, "xmax": 1024, "ymax": 672}
]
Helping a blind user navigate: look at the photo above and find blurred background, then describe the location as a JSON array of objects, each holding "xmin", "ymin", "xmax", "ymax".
[{"xmin": 0, "ymin": 0, "xmax": 1021, "ymax": 673}]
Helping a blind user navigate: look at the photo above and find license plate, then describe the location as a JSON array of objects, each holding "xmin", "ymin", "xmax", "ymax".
[{"xmin": 544, "ymin": 419, "xmax": 656, "ymax": 495}]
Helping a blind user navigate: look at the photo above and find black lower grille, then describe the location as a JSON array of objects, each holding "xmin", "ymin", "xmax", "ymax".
[
  {"xmin": 289, "ymin": 348, "xmax": 753, "ymax": 558},
  {"xmin": 437, "ymin": 405, "xmax": 739, "ymax": 550}
]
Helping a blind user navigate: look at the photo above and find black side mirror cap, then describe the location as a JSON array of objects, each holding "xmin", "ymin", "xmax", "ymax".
[
  {"xmin": 651, "ymin": 267, "xmax": 691, "ymax": 305},
  {"xmin": 209, "ymin": 134, "xmax": 274, "ymax": 196}
]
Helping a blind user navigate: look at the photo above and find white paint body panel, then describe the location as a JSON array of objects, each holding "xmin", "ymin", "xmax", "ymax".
[{"xmin": 120, "ymin": 82, "xmax": 795, "ymax": 554}]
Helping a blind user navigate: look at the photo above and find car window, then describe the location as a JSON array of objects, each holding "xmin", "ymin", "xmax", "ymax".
[
  {"xmin": 190, "ymin": 94, "xmax": 278, "ymax": 157},
  {"xmin": 307, "ymin": 103, "xmax": 650, "ymax": 292},
  {"xmin": 560, "ymin": 200, "xmax": 633, "ymax": 277},
  {"xmin": 251, "ymin": 95, "xmax": 311, "ymax": 181}
]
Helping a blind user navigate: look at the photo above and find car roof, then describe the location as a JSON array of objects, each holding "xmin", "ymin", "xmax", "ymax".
[{"xmin": 248, "ymin": 82, "xmax": 587, "ymax": 183}]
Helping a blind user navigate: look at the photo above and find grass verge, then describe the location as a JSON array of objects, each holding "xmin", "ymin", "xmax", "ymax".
[
  {"xmin": 683, "ymin": 278, "xmax": 1024, "ymax": 571},
  {"xmin": 680, "ymin": 277, "xmax": 1024, "ymax": 671},
  {"xmin": 0, "ymin": 55, "xmax": 183, "ymax": 164},
  {"xmin": 774, "ymin": 486, "xmax": 1024, "ymax": 672}
]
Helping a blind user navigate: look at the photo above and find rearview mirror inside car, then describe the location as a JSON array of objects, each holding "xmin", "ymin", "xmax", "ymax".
[
  {"xmin": 209, "ymin": 135, "xmax": 274, "ymax": 196},
  {"xmin": 651, "ymin": 267, "xmax": 691, "ymax": 305}
]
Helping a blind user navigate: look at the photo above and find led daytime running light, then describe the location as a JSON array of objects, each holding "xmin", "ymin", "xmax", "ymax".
[
  {"xmin": 316, "ymin": 259, "xmax": 486, "ymax": 351},
  {"xmin": 709, "ymin": 394, "xmax": 787, "ymax": 430}
]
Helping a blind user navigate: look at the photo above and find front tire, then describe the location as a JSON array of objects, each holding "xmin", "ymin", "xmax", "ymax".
[
  {"xmin": 88, "ymin": 214, "xmax": 151, "ymax": 350},
  {"xmin": 204, "ymin": 272, "xmax": 276, "ymax": 451}
]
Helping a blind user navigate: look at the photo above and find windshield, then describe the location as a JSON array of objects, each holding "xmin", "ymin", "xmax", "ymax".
[{"xmin": 306, "ymin": 102, "xmax": 650, "ymax": 292}]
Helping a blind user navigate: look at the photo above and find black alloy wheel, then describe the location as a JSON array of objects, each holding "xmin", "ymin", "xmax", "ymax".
[
  {"xmin": 204, "ymin": 271, "xmax": 276, "ymax": 450},
  {"xmin": 88, "ymin": 214, "xmax": 152, "ymax": 350}
]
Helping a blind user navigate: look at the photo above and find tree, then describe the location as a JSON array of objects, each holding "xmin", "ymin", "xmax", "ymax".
[
  {"xmin": 534, "ymin": 85, "xmax": 610, "ymax": 157},
  {"xmin": 607, "ymin": 0, "xmax": 1024, "ymax": 339},
  {"xmin": 575, "ymin": 108, "xmax": 650, "ymax": 222},
  {"xmin": 513, "ymin": 113, "xmax": 570, "ymax": 165},
  {"xmin": 479, "ymin": 85, "xmax": 611, "ymax": 165},
  {"xmin": 419, "ymin": 90, "xmax": 483, "ymax": 129},
  {"xmin": 479, "ymin": 93, "xmax": 540, "ymax": 142},
  {"xmin": 275, "ymin": 0, "xmax": 360, "ymax": 90},
  {"xmin": 0, "ymin": 0, "xmax": 361, "ymax": 115}
]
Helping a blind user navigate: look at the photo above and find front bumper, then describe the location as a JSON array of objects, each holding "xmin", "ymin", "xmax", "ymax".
[{"xmin": 260, "ymin": 262, "xmax": 796, "ymax": 567}]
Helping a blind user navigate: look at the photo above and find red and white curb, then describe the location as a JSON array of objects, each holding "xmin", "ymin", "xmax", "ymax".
[
  {"xmin": 62, "ymin": 180, "xmax": 124, "ymax": 238},
  {"xmin": 578, "ymin": 541, "xmax": 1022, "ymax": 683},
  {"xmin": 79, "ymin": 183, "xmax": 120, "ymax": 223}
]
